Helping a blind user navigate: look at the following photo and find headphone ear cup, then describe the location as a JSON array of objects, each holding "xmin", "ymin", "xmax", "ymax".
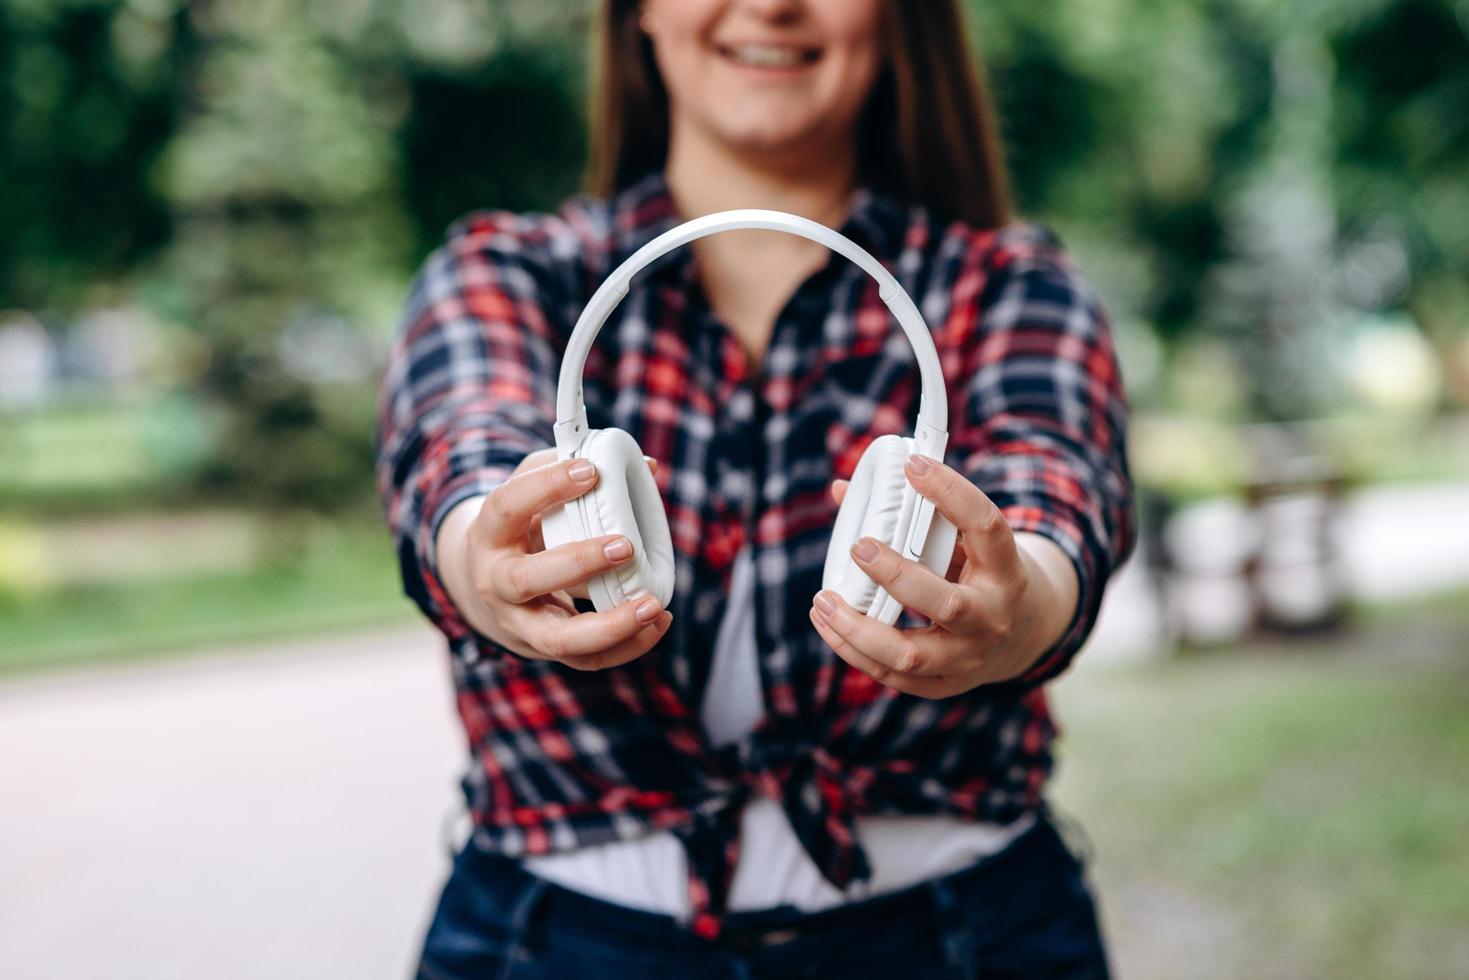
[
  {"xmin": 823, "ymin": 434, "xmax": 916, "ymax": 615},
  {"xmin": 577, "ymin": 428, "xmax": 675, "ymax": 611}
]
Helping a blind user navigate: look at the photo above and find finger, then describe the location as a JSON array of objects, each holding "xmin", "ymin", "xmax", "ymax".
[
  {"xmin": 830, "ymin": 479, "xmax": 849, "ymax": 505},
  {"xmin": 477, "ymin": 459, "xmax": 599, "ymax": 545},
  {"xmin": 643, "ymin": 455, "xmax": 659, "ymax": 476},
  {"xmin": 945, "ymin": 539, "xmax": 967, "ymax": 582},
  {"xmin": 808, "ymin": 607, "xmax": 954, "ymax": 698},
  {"xmin": 523, "ymin": 594, "xmax": 666, "ymax": 661},
  {"xmin": 541, "ymin": 589, "xmax": 578, "ymax": 615},
  {"xmin": 902, "ymin": 456, "xmax": 1022, "ymax": 581},
  {"xmin": 511, "ymin": 448, "xmax": 559, "ymax": 478},
  {"xmin": 527, "ymin": 512, "xmax": 545, "ymax": 553},
  {"xmin": 489, "ymin": 534, "xmax": 635, "ymax": 604},
  {"xmin": 499, "ymin": 596, "xmax": 636, "ymax": 663},
  {"xmin": 847, "ymin": 536, "xmax": 980, "ymax": 630},
  {"xmin": 810, "ymin": 590, "xmax": 950, "ymax": 677},
  {"xmin": 508, "ymin": 452, "xmax": 562, "ymax": 529},
  {"xmin": 560, "ymin": 611, "xmax": 672, "ymax": 671}
]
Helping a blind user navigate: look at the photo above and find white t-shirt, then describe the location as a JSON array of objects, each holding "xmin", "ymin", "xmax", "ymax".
[{"xmin": 523, "ymin": 546, "xmax": 1030, "ymax": 915}]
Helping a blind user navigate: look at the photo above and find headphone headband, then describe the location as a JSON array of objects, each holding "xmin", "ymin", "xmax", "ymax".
[{"xmin": 553, "ymin": 209, "xmax": 948, "ymax": 460}]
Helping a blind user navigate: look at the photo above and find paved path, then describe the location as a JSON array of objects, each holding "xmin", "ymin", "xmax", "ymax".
[
  {"xmin": 0, "ymin": 627, "xmax": 462, "ymax": 980},
  {"xmin": 4, "ymin": 480, "xmax": 1467, "ymax": 979}
]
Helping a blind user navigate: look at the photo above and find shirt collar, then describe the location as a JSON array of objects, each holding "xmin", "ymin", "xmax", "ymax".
[{"xmin": 606, "ymin": 168, "xmax": 910, "ymax": 287}]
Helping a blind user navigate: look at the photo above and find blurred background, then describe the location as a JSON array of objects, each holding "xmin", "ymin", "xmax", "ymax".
[{"xmin": 1, "ymin": 0, "xmax": 1466, "ymax": 977}]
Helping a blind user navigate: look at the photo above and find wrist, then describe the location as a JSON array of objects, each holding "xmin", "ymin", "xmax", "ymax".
[
  {"xmin": 435, "ymin": 494, "xmax": 497, "ymax": 635},
  {"xmin": 1012, "ymin": 532, "xmax": 1081, "ymax": 667}
]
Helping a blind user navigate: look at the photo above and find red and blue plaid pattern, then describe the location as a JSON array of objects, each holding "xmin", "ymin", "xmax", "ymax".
[{"xmin": 375, "ymin": 170, "xmax": 1136, "ymax": 938}]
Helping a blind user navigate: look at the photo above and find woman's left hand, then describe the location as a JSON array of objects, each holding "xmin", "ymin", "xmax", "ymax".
[{"xmin": 810, "ymin": 455, "xmax": 1079, "ymax": 698}]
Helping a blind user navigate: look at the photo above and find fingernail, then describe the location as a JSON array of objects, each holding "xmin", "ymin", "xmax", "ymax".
[
  {"xmin": 906, "ymin": 455, "xmax": 934, "ymax": 476},
  {"xmin": 569, "ymin": 460, "xmax": 596, "ymax": 482},
  {"xmin": 604, "ymin": 538, "xmax": 632, "ymax": 561},
  {"xmin": 851, "ymin": 537, "xmax": 878, "ymax": 562},
  {"xmin": 813, "ymin": 592, "xmax": 836, "ymax": 618},
  {"xmin": 636, "ymin": 598, "xmax": 661, "ymax": 623}
]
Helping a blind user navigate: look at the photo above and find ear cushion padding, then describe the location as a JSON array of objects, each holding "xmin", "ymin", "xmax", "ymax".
[
  {"xmin": 578, "ymin": 428, "xmax": 675, "ymax": 608},
  {"xmin": 823, "ymin": 434, "xmax": 916, "ymax": 613}
]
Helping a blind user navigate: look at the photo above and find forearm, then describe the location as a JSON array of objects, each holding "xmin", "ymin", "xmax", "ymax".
[{"xmin": 376, "ymin": 211, "xmax": 588, "ymax": 642}]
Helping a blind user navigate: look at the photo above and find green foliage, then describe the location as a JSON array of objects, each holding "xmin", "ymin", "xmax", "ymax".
[
  {"xmin": 968, "ymin": 0, "xmax": 1469, "ymax": 418},
  {"xmin": 0, "ymin": 515, "xmax": 411, "ymax": 673},
  {"xmin": 1331, "ymin": 0, "xmax": 1469, "ymax": 316},
  {"xmin": 0, "ymin": 0, "xmax": 594, "ymax": 514},
  {"xmin": 0, "ymin": 0, "xmax": 193, "ymax": 307},
  {"xmin": 0, "ymin": 0, "xmax": 1465, "ymax": 511},
  {"xmin": 152, "ymin": 2, "xmax": 407, "ymax": 511},
  {"xmin": 399, "ymin": 38, "xmax": 589, "ymax": 258}
]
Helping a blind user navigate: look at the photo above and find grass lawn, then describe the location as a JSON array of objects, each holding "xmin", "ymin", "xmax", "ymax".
[
  {"xmin": 1051, "ymin": 611, "xmax": 1469, "ymax": 979},
  {"xmin": 0, "ymin": 521, "xmax": 416, "ymax": 675}
]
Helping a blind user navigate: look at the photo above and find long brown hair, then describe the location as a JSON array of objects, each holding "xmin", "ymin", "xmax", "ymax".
[{"xmin": 586, "ymin": 0, "xmax": 1012, "ymax": 229}]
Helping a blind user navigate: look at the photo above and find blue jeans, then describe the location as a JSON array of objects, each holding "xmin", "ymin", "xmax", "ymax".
[{"xmin": 415, "ymin": 810, "xmax": 1110, "ymax": 979}]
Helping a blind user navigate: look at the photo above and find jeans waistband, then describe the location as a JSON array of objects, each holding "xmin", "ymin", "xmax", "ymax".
[{"xmin": 462, "ymin": 808, "xmax": 1078, "ymax": 954}]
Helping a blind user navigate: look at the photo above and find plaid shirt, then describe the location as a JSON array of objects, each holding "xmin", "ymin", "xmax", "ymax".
[{"xmin": 376, "ymin": 170, "xmax": 1136, "ymax": 938}]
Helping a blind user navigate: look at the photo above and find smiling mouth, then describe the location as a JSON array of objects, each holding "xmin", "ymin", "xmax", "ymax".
[{"xmin": 716, "ymin": 43, "xmax": 822, "ymax": 70}]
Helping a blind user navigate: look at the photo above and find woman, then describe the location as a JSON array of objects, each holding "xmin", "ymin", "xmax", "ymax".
[{"xmin": 377, "ymin": 0, "xmax": 1136, "ymax": 976}]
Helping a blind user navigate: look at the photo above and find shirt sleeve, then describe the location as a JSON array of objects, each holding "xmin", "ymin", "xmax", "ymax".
[
  {"xmin": 374, "ymin": 208, "xmax": 587, "ymax": 642},
  {"xmin": 944, "ymin": 226, "xmax": 1138, "ymax": 684}
]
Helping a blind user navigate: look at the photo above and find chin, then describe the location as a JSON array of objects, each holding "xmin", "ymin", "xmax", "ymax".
[{"xmin": 712, "ymin": 114, "xmax": 836, "ymax": 158}]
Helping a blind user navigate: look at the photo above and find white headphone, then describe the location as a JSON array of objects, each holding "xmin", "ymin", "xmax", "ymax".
[{"xmin": 539, "ymin": 209, "xmax": 959, "ymax": 626}]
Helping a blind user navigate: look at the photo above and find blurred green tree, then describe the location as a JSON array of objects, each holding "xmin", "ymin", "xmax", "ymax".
[
  {"xmin": 154, "ymin": 1, "xmax": 406, "ymax": 512},
  {"xmin": 0, "ymin": 0, "xmax": 194, "ymax": 307},
  {"xmin": 1, "ymin": 0, "xmax": 1465, "ymax": 513}
]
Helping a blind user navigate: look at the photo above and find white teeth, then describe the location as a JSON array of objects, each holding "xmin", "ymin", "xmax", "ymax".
[{"xmin": 726, "ymin": 44, "xmax": 807, "ymax": 68}]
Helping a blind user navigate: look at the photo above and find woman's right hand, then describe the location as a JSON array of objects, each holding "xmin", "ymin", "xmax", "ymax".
[{"xmin": 435, "ymin": 452, "xmax": 671, "ymax": 670}]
